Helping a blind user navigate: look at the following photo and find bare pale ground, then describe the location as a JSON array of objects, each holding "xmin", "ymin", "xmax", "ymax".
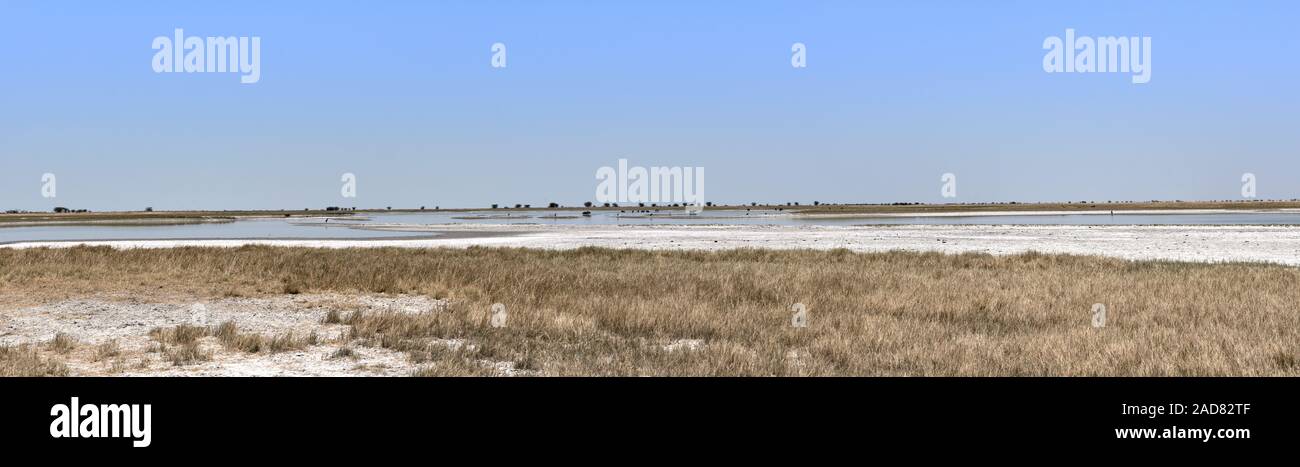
[
  {"xmin": 790, "ymin": 200, "xmax": 1300, "ymax": 215},
  {"xmin": 11, "ymin": 224, "xmax": 1300, "ymax": 266},
  {"xmin": 2, "ymin": 246, "xmax": 1299, "ymax": 376}
]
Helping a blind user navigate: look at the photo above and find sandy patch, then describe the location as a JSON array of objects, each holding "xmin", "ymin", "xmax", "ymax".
[
  {"xmin": 0, "ymin": 293, "xmax": 453, "ymax": 376},
  {"xmin": 795, "ymin": 208, "xmax": 1300, "ymax": 218},
  {"xmin": 5, "ymin": 224, "xmax": 1300, "ymax": 266}
]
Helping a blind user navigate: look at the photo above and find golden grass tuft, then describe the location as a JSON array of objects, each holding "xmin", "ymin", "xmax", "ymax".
[
  {"xmin": 0, "ymin": 344, "xmax": 70, "ymax": 376},
  {"xmin": 47, "ymin": 332, "xmax": 78, "ymax": 354},
  {"xmin": 93, "ymin": 340, "xmax": 121, "ymax": 362},
  {"xmin": 165, "ymin": 341, "xmax": 210, "ymax": 366},
  {"xmin": 149, "ymin": 320, "xmax": 311, "ymax": 355}
]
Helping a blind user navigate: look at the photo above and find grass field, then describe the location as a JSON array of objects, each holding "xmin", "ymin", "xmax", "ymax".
[{"xmin": 2, "ymin": 245, "xmax": 1298, "ymax": 376}]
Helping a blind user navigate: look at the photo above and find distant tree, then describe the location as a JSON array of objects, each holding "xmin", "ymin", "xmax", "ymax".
[
  {"xmin": 584, "ymin": 201, "xmax": 593, "ymax": 208},
  {"xmin": 386, "ymin": 206, "xmax": 392, "ymax": 210},
  {"xmin": 515, "ymin": 204, "xmax": 522, "ymax": 208},
  {"xmin": 524, "ymin": 204, "xmax": 531, "ymax": 208},
  {"xmin": 813, "ymin": 201, "xmax": 820, "ymax": 206},
  {"xmin": 549, "ymin": 202, "xmax": 560, "ymax": 208},
  {"xmin": 705, "ymin": 202, "xmax": 713, "ymax": 207},
  {"xmin": 145, "ymin": 207, "xmax": 153, "ymax": 212},
  {"xmin": 491, "ymin": 204, "xmax": 498, "ymax": 209},
  {"xmin": 420, "ymin": 206, "xmax": 425, "ymax": 210}
]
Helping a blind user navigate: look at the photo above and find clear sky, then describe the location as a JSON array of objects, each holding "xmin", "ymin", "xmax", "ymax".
[{"xmin": 1, "ymin": 1, "xmax": 1297, "ymax": 211}]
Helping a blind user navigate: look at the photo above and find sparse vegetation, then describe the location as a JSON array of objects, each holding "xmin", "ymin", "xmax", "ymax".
[
  {"xmin": 0, "ymin": 344, "xmax": 69, "ymax": 376},
  {"xmin": 148, "ymin": 320, "xmax": 311, "ymax": 356},
  {"xmin": 330, "ymin": 347, "xmax": 357, "ymax": 360},
  {"xmin": 47, "ymin": 332, "xmax": 78, "ymax": 354},
  {"xmin": 148, "ymin": 325, "xmax": 207, "ymax": 345},
  {"xmin": 165, "ymin": 341, "xmax": 210, "ymax": 366},
  {"xmin": 94, "ymin": 340, "xmax": 121, "ymax": 361}
]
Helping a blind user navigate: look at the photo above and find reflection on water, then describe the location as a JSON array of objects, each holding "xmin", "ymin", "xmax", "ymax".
[{"xmin": 3, "ymin": 210, "xmax": 1300, "ymax": 244}]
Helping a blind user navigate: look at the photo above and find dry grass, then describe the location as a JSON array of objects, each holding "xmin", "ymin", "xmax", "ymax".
[
  {"xmin": 0, "ymin": 344, "xmax": 70, "ymax": 376},
  {"xmin": 330, "ymin": 347, "xmax": 357, "ymax": 360},
  {"xmin": 47, "ymin": 332, "xmax": 78, "ymax": 354},
  {"xmin": 2, "ymin": 245, "xmax": 1300, "ymax": 376},
  {"xmin": 164, "ymin": 341, "xmax": 210, "ymax": 366},
  {"xmin": 148, "ymin": 320, "xmax": 312, "ymax": 356},
  {"xmin": 93, "ymin": 340, "xmax": 121, "ymax": 361}
]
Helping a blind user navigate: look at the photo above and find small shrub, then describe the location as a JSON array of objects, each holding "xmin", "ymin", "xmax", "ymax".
[
  {"xmin": 94, "ymin": 340, "xmax": 121, "ymax": 361},
  {"xmin": 48, "ymin": 332, "xmax": 78, "ymax": 354},
  {"xmin": 166, "ymin": 341, "xmax": 210, "ymax": 366},
  {"xmin": 330, "ymin": 347, "xmax": 357, "ymax": 360}
]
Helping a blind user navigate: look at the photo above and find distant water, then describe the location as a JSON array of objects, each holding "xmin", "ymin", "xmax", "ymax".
[
  {"xmin": 3, "ymin": 210, "xmax": 1300, "ymax": 244},
  {"xmin": 0, "ymin": 218, "xmax": 429, "ymax": 244},
  {"xmin": 356, "ymin": 210, "xmax": 1300, "ymax": 226}
]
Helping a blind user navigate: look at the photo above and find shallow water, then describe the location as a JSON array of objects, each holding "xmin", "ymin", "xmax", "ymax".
[
  {"xmin": 3, "ymin": 210, "xmax": 1300, "ymax": 244},
  {"xmin": 0, "ymin": 218, "xmax": 429, "ymax": 244}
]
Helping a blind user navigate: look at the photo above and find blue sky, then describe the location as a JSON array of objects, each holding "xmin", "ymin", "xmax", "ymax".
[{"xmin": 1, "ymin": 1, "xmax": 1297, "ymax": 210}]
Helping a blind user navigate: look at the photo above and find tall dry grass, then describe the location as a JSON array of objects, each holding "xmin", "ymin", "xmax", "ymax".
[{"xmin": 2, "ymin": 245, "xmax": 1299, "ymax": 376}]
